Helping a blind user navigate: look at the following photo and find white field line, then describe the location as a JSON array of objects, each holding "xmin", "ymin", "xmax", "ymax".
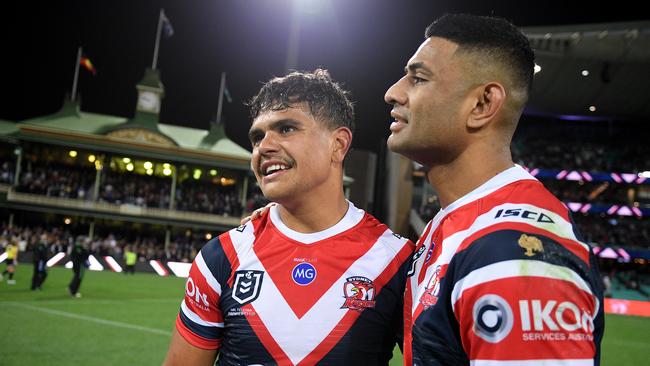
[{"xmin": 3, "ymin": 302, "xmax": 172, "ymax": 336}]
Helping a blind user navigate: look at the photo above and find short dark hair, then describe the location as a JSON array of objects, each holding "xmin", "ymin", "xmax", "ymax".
[
  {"xmin": 425, "ymin": 14, "xmax": 535, "ymax": 95},
  {"xmin": 247, "ymin": 68, "xmax": 355, "ymax": 133}
]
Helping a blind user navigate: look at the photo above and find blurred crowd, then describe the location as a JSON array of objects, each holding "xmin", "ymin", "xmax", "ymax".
[
  {"xmin": 9, "ymin": 160, "xmax": 245, "ymax": 217},
  {"xmin": 0, "ymin": 223, "xmax": 212, "ymax": 264}
]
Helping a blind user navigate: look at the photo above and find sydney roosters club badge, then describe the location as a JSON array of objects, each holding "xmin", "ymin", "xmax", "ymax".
[
  {"xmin": 420, "ymin": 265, "xmax": 441, "ymax": 309},
  {"xmin": 341, "ymin": 276, "xmax": 376, "ymax": 311}
]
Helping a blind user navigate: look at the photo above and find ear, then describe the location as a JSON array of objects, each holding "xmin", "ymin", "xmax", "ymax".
[
  {"xmin": 467, "ymin": 82, "xmax": 505, "ymax": 129},
  {"xmin": 331, "ymin": 127, "xmax": 353, "ymax": 164}
]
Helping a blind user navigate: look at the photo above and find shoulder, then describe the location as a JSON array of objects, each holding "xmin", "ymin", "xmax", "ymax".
[{"xmin": 359, "ymin": 211, "xmax": 415, "ymax": 259}]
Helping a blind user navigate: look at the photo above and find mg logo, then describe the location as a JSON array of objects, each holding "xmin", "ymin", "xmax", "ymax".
[
  {"xmin": 185, "ymin": 277, "xmax": 209, "ymax": 307},
  {"xmin": 232, "ymin": 270, "xmax": 264, "ymax": 305},
  {"xmin": 292, "ymin": 262, "xmax": 317, "ymax": 286}
]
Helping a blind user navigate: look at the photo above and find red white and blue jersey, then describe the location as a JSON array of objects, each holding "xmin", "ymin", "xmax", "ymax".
[
  {"xmin": 176, "ymin": 201, "xmax": 414, "ymax": 365},
  {"xmin": 404, "ymin": 165, "xmax": 604, "ymax": 366}
]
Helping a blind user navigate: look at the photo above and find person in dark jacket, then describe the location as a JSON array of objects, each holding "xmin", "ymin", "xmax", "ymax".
[
  {"xmin": 68, "ymin": 237, "xmax": 90, "ymax": 298},
  {"xmin": 31, "ymin": 234, "xmax": 49, "ymax": 290}
]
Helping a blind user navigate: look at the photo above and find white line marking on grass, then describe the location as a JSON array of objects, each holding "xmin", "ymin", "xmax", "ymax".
[{"xmin": 4, "ymin": 302, "xmax": 171, "ymax": 336}]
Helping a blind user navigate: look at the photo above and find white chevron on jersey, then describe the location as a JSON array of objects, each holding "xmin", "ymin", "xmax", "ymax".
[
  {"xmin": 228, "ymin": 225, "xmax": 408, "ymax": 365},
  {"xmin": 195, "ymin": 251, "xmax": 222, "ymax": 295}
]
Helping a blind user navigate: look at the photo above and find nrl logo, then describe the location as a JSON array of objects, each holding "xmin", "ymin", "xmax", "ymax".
[
  {"xmin": 341, "ymin": 276, "xmax": 376, "ymax": 312},
  {"xmin": 232, "ymin": 270, "xmax": 264, "ymax": 305},
  {"xmin": 518, "ymin": 234, "xmax": 544, "ymax": 257}
]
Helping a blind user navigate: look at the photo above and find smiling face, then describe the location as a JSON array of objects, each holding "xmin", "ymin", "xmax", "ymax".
[
  {"xmin": 249, "ymin": 104, "xmax": 341, "ymax": 204},
  {"xmin": 384, "ymin": 37, "xmax": 474, "ymax": 167}
]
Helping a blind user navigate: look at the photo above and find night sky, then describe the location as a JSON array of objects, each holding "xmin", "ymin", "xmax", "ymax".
[{"xmin": 5, "ymin": 0, "xmax": 645, "ymax": 155}]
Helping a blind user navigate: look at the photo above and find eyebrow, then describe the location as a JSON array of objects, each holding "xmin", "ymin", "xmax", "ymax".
[
  {"xmin": 248, "ymin": 118, "xmax": 301, "ymax": 142},
  {"xmin": 405, "ymin": 62, "xmax": 431, "ymax": 75}
]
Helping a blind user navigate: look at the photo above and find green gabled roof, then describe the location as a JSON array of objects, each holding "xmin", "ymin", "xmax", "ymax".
[
  {"xmin": 0, "ymin": 120, "xmax": 19, "ymax": 136},
  {"xmin": 13, "ymin": 98, "xmax": 251, "ymax": 169},
  {"xmin": 158, "ymin": 123, "xmax": 251, "ymax": 160},
  {"xmin": 20, "ymin": 99, "xmax": 127, "ymax": 135}
]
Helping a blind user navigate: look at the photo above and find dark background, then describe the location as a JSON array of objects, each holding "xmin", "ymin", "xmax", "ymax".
[{"xmin": 4, "ymin": 0, "xmax": 645, "ymax": 154}]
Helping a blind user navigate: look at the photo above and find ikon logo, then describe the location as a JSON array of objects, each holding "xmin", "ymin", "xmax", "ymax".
[
  {"xmin": 232, "ymin": 270, "xmax": 264, "ymax": 305},
  {"xmin": 519, "ymin": 300, "xmax": 594, "ymax": 333},
  {"xmin": 186, "ymin": 277, "xmax": 209, "ymax": 307}
]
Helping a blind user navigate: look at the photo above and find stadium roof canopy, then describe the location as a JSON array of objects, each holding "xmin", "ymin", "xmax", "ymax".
[
  {"xmin": 1, "ymin": 97, "xmax": 252, "ymax": 170},
  {"xmin": 523, "ymin": 21, "xmax": 650, "ymax": 120}
]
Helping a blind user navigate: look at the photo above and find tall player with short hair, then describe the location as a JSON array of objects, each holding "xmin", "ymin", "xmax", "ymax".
[
  {"xmin": 385, "ymin": 14, "xmax": 604, "ymax": 365},
  {"xmin": 164, "ymin": 69, "xmax": 414, "ymax": 365}
]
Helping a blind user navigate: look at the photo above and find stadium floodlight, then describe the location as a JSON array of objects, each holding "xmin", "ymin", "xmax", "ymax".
[
  {"xmin": 581, "ymin": 69, "xmax": 590, "ymax": 76},
  {"xmin": 126, "ymin": 163, "xmax": 134, "ymax": 171},
  {"xmin": 88, "ymin": 154, "xmax": 96, "ymax": 163},
  {"xmin": 144, "ymin": 161, "xmax": 153, "ymax": 169},
  {"xmin": 589, "ymin": 106, "xmax": 596, "ymax": 112},
  {"xmin": 146, "ymin": 168, "xmax": 154, "ymax": 175},
  {"xmin": 205, "ymin": 233, "xmax": 213, "ymax": 240},
  {"xmin": 122, "ymin": 157, "xmax": 131, "ymax": 164},
  {"xmin": 163, "ymin": 167, "xmax": 172, "ymax": 176},
  {"xmin": 193, "ymin": 169, "xmax": 202, "ymax": 180},
  {"xmin": 64, "ymin": 217, "xmax": 72, "ymax": 225},
  {"xmin": 210, "ymin": 169, "xmax": 218, "ymax": 176},
  {"xmin": 69, "ymin": 150, "xmax": 78, "ymax": 158},
  {"xmin": 534, "ymin": 64, "xmax": 542, "ymax": 74}
]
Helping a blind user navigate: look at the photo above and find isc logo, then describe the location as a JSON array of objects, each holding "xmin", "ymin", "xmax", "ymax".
[
  {"xmin": 292, "ymin": 262, "xmax": 317, "ymax": 286},
  {"xmin": 494, "ymin": 208, "xmax": 554, "ymax": 223},
  {"xmin": 185, "ymin": 277, "xmax": 209, "ymax": 307},
  {"xmin": 519, "ymin": 300, "xmax": 594, "ymax": 333}
]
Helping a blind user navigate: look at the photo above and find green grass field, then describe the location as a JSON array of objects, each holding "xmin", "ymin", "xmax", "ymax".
[{"xmin": 0, "ymin": 265, "xmax": 648, "ymax": 365}]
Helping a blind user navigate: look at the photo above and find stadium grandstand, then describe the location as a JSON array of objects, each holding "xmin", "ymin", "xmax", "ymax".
[{"xmin": 1, "ymin": 5, "xmax": 650, "ymax": 364}]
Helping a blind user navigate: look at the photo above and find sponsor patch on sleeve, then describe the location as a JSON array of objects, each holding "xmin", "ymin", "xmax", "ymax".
[{"xmin": 452, "ymin": 262, "xmax": 598, "ymax": 361}]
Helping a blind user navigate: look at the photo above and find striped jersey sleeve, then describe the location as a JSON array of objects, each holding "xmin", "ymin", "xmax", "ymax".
[
  {"xmin": 447, "ymin": 208, "xmax": 603, "ymax": 365},
  {"xmin": 175, "ymin": 237, "xmax": 229, "ymax": 350}
]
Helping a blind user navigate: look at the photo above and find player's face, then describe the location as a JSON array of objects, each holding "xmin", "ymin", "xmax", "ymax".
[
  {"xmin": 249, "ymin": 104, "xmax": 336, "ymax": 203},
  {"xmin": 384, "ymin": 37, "xmax": 472, "ymax": 167}
]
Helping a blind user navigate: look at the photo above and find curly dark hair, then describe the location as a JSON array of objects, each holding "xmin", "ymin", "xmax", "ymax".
[
  {"xmin": 247, "ymin": 68, "xmax": 355, "ymax": 133},
  {"xmin": 425, "ymin": 14, "xmax": 535, "ymax": 95}
]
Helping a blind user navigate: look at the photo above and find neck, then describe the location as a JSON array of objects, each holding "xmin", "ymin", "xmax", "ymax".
[
  {"xmin": 276, "ymin": 189, "xmax": 349, "ymax": 233},
  {"xmin": 426, "ymin": 143, "xmax": 513, "ymax": 208}
]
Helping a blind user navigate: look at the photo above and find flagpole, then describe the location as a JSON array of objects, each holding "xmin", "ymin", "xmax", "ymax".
[
  {"xmin": 216, "ymin": 72, "xmax": 227, "ymax": 124},
  {"xmin": 71, "ymin": 46, "xmax": 82, "ymax": 102},
  {"xmin": 152, "ymin": 9, "xmax": 164, "ymax": 70}
]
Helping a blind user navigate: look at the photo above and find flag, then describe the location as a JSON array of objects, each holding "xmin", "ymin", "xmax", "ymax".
[
  {"xmin": 161, "ymin": 11, "xmax": 174, "ymax": 38},
  {"xmin": 80, "ymin": 56, "xmax": 96, "ymax": 75}
]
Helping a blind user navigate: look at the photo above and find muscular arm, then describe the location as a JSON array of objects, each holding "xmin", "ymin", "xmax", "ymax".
[{"xmin": 163, "ymin": 328, "xmax": 218, "ymax": 366}]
